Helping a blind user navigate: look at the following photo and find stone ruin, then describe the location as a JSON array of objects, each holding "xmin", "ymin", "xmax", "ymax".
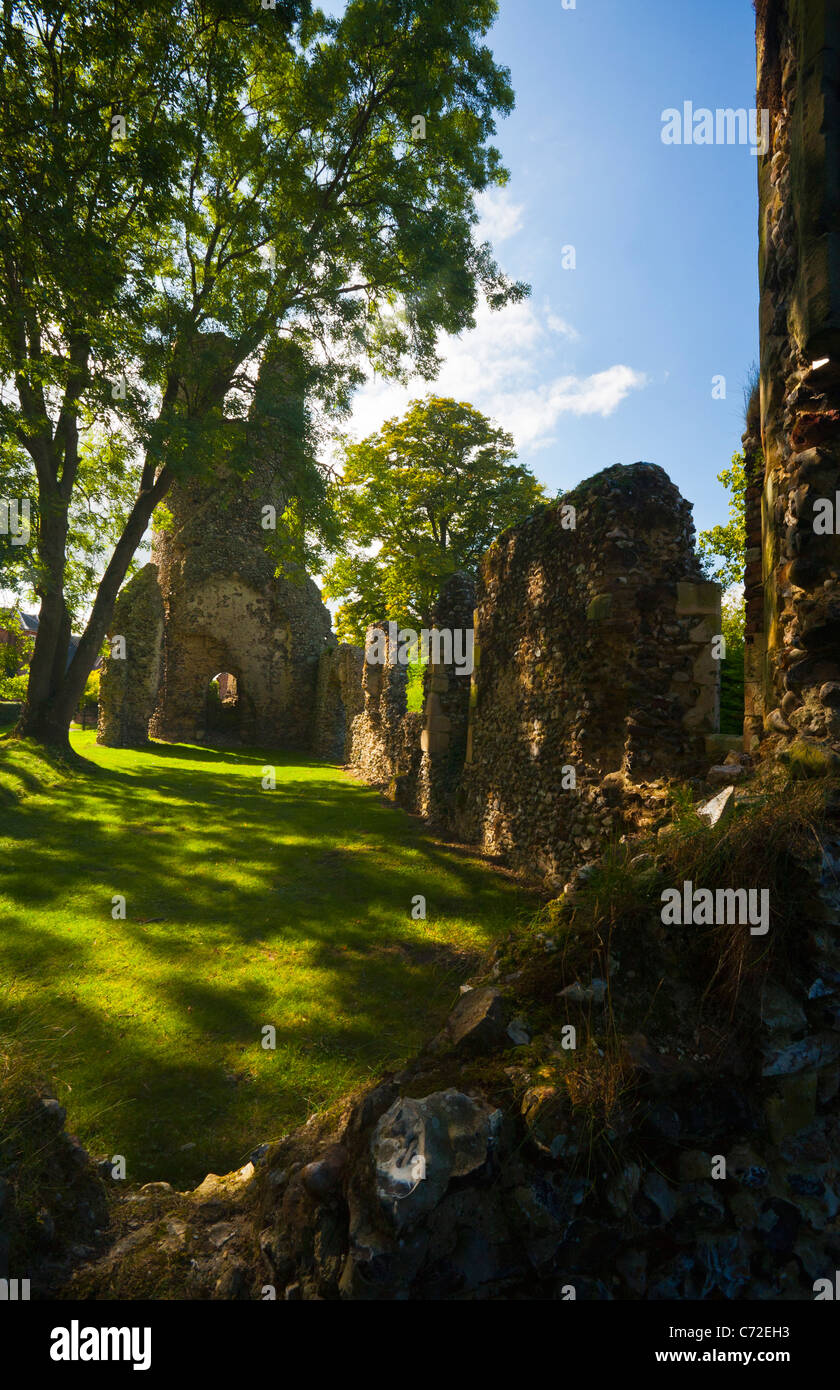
[
  {"xmin": 98, "ymin": 349, "xmax": 334, "ymax": 751},
  {"xmin": 98, "ymin": 432, "xmax": 724, "ymax": 888},
  {"xmin": 58, "ymin": 5, "xmax": 840, "ymax": 1307},
  {"xmin": 313, "ymin": 643, "xmax": 365, "ymax": 763},
  {"xmin": 746, "ymin": 0, "xmax": 840, "ymax": 753},
  {"xmin": 99, "ymin": 0, "xmax": 840, "ymax": 859},
  {"xmin": 98, "ymin": 463, "xmax": 333, "ymax": 750},
  {"xmin": 324, "ymin": 462, "xmax": 722, "ymax": 885}
]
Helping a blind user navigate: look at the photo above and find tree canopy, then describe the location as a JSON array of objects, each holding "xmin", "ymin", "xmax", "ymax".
[
  {"xmin": 323, "ymin": 394, "xmax": 547, "ymax": 642},
  {"xmin": 698, "ymin": 451, "xmax": 748, "ymax": 593},
  {"xmin": 0, "ymin": 0, "xmax": 526, "ymax": 744}
]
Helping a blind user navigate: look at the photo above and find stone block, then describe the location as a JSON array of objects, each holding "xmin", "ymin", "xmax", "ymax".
[{"xmin": 675, "ymin": 581, "xmax": 721, "ymax": 616}]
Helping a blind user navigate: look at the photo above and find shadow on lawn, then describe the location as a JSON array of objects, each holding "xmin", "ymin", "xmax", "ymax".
[{"xmin": 0, "ymin": 737, "xmax": 536, "ymax": 1182}]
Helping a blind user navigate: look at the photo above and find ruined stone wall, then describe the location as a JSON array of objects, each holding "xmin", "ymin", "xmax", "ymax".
[
  {"xmin": 148, "ymin": 470, "xmax": 333, "ymax": 748},
  {"xmin": 743, "ymin": 410, "xmax": 767, "ymax": 751},
  {"xmin": 337, "ymin": 575, "xmax": 475, "ymax": 821},
  {"xmin": 97, "ymin": 460, "xmax": 334, "ymax": 750},
  {"xmin": 754, "ymin": 0, "xmax": 840, "ymax": 751},
  {"xmin": 313, "ymin": 643, "xmax": 365, "ymax": 761},
  {"xmin": 455, "ymin": 463, "xmax": 721, "ymax": 884},
  {"xmin": 97, "ymin": 564, "xmax": 164, "ymax": 748},
  {"xmin": 414, "ymin": 573, "xmax": 476, "ymax": 827},
  {"xmin": 338, "ymin": 464, "xmax": 720, "ymax": 885},
  {"xmin": 345, "ymin": 623, "xmax": 423, "ymax": 801}
]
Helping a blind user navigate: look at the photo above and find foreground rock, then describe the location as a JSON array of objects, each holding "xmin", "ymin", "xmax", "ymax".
[{"xmin": 0, "ymin": 1089, "xmax": 108, "ymax": 1298}]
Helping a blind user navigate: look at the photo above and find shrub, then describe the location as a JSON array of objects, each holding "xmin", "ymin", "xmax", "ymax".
[{"xmin": 0, "ymin": 673, "xmax": 28, "ymax": 701}]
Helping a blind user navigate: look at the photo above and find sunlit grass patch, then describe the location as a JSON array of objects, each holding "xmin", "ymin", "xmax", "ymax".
[{"xmin": 0, "ymin": 731, "xmax": 533, "ymax": 1186}]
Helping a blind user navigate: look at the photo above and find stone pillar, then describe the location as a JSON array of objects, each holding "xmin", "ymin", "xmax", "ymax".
[
  {"xmin": 743, "ymin": 411, "xmax": 767, "ymax": 752},
  {"xmin": 755, "ymin": 0, "xmax": 840, "ymax": 749},
  {"xmin": 314, "ymin": 642, "xmax": 364, "ymax": 761},
  {"xmin": 673, "ymin": 579, "xmax": 723, "ymax": 743},
  {"xmin": 417, "ymin": 573, "xmax": 475, "ymax": 826},
  {"xmin": 346, "ymin": 622, "xmax": 410, "ymax": 783}
]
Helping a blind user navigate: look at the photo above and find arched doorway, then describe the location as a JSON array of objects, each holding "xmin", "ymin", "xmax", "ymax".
[{"xmin": 206, "ymin": 671, "xmax": 241, "ymax": 736}]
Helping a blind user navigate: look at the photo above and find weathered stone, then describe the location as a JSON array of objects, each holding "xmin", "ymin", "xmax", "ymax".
[
  {"xmin": 450, "ymin": 463, "xmax": 719, "ymax": 884},
  {"xmin": 605, "ymin": 1163, "xmax": 642, "ymax": 1217},
  {"xmin": 102, "ymin": 345, "xmax": 335, "ymax": 750},
  {"xmin": 520, "ymin": 1085, "xmax": 573, "ymax": 1159},
  {"xmin": 760, "ymin": 982, "xmax": 807, "ymax": 1033},
  {"xmin": 372, "ymin": 1090, "xmax": 502, "ymax": 1231},
  {"xmin": 762, "ymin": 1034, "xmax": 840, "ymax": 1077},
  {"xmin": 506, "ymin": 1017, "xmax": 531, "ymax": 1046},
  {"xmin": 445, "ymin": 987, "xmax": 507, "ymax": 1055},
  {"xmin": 207, "ymin": 1221, "xmax": 236, "ymax": 1249},
  {"xmin": 301, "ymin": 1145, "xmax": 347, "ymax": 1202},
  {"xmin": 558, "ymin": 978, "xmax": 607, "ymax": 1004},
  {"xmin": 98, "ymin": 564, "xmax": 164, "ymax": 747},
  {"xmin": 642, "ymin": 1171, "xmax": 677, "ymax": 1223},
  {"xmin": 752, "ymin": 1, "xmax": 840, "ymax": 757},
  {"xmin": 314, "ymin": 644, "xmax": 364, "ymax": 761},
  {"xmin": 707, "ymin": 763, "xmax": 745, "ymax": 785},
  {"xmin": 695, "ymin": 785, "xmax": 735, "ymax": 829}
]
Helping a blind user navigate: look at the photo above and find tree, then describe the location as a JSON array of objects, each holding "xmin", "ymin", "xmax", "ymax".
[
  {"xmin": 323, "ymin": 395, "xmax": 547, "ymax": 642},
  {"xmin": 699, "ymin": 446, "xmax": 754, "ymax": 737},
  {"xmin": 0, "ymin": 0, "xmax": 526, "ymax": 748},
  {"xmin": 0, "ymin": 605, "xmax": 34, "ymax": 682},
  {"xmin": 698, "ymin": 451, "xmax": 748, "ymax": 590}
]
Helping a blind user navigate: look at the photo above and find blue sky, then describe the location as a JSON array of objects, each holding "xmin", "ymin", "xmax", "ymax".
[{"xmin": 322, "ymin": 0, "xmax": 760, "ymax": 541}]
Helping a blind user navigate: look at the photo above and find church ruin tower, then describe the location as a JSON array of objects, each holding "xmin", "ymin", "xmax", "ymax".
[
  {"xmin": 749, "ymin": 1, "xmax": 840, "ymax": 751},
  {"xmin": 147, "ymin": 462, "xmax": 332, "ymax": 749},
  {"xmin": 99, "ymin": 342, "xmax": 334, "ymax": 749}
]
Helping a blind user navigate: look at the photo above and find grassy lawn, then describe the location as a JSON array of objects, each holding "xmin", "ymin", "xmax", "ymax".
[{"xmin": 0, "ymin": 732, "xmax": 533, "ymax": 1187}]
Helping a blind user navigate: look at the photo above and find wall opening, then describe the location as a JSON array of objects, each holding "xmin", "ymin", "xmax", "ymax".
[{"xmin": 206, "ymin": 672, "xmax": 241, "ymax": 736}]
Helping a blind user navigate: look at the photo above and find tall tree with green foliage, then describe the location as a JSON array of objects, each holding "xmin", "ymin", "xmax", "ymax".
[
  {"xmin": 0, "ymin": 0, "xmax": 525, "ymax": 748},
  {"xmin": 323, "ymin": 395, "xmax": 546, "ymax": 642},
  {"xmin": 698, "ymin": 450, "xmax": 752, "ymax": 735},
  {"xmin": 697, "ymin": 451, "xmax": 748, "ymax": 590}
]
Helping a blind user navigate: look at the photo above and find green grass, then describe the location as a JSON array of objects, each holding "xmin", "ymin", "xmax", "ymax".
[
  {"xmin": 0, "ymin": 732, "xmax": 532, "ymax": 1187},
  {"xmin": 406, "ymin": 658, "xmax": 425, "ymax": 713}
]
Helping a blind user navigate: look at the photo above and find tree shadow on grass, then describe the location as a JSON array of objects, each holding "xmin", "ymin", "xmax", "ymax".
[{"xmin": 0, "ymin": 737, "xmax": 537, "ymax": 1184}]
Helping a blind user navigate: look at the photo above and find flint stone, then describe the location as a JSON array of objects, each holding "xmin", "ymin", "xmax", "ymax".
[
  {"xmin": 762, "ymin": 1033, "xmax": 840, "ymax": 1077},
  {"xmin": 302, "ymin": 1144, "xmax": 347, "ymax": 1201},
  {"xmin": 760, "ymin": 982, "xmax": 807, "ymax": 1033},
  {"xmin": 707, "ymin": 763, "xmax": 744, "ymax": 785},
  {"xmin": 40, "ymin": 1097, "xmax": 66, "ymax": 1127},
  {"xmin": 372, "ymin": 1089, "xmax": 502, "ymax": 1231},
  {"xmin": 506, "ymin": 1017, "xmax": 531, "ymax": 1046},
  {"xmin": 445, "ymin": 986, "xmax": 507, "ymax": 1054},
  {"xmin": 642, "ymin": 1171, "xmax": 677, "ymax": 1223},
  {"xmin": 559, "ymin": 977, "xmax": 607, "ymax": 1004},
  {"xmin": 696, "ymin": 785, "xmax": 735, "ymax": 829}
]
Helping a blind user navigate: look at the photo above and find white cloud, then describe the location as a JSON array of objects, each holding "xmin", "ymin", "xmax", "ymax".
[
  {"xmin": 491, "ymin": 366, "xmax": 649, "ymax": 450},
  {"xmin": 547, "ymin": 312, "xmax": 580, "ymax": 341},
  {"xmin": 339, "ymin": 297, "xmax": 648, "ymax": 455},
  {"xmin": 475, "ymin": 187, "xmax": 525, "ymax": 243}
]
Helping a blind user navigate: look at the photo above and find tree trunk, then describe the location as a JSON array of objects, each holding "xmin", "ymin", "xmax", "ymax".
[
  {"xmin": 14, "ymin": 470, "xmax": 171, "ymax": 751},
  {"xmin": 14, "ymin": 482, "xmax": 72, "ymax": 747}
]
